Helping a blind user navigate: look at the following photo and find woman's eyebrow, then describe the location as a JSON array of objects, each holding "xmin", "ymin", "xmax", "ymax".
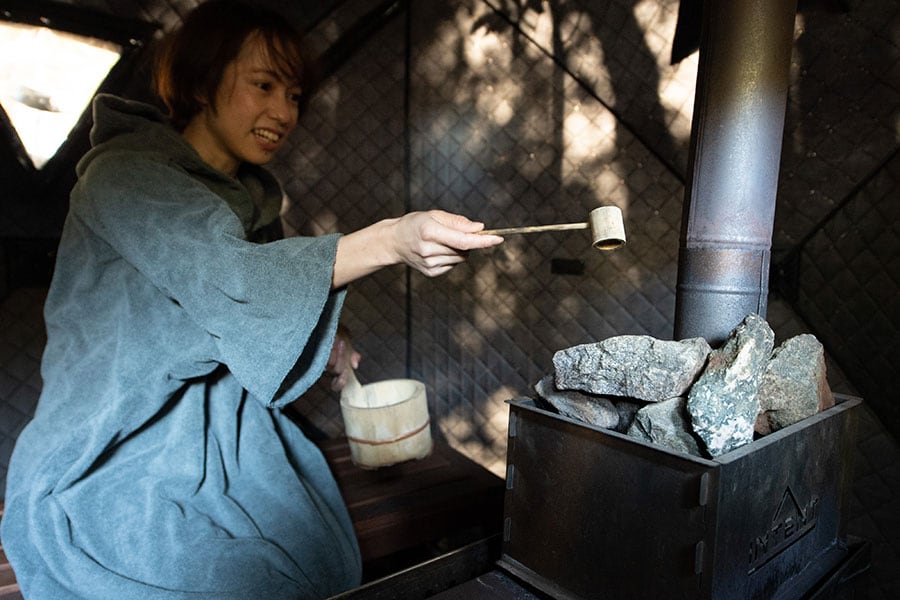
[{"xmin": 250, "ymin": 67, "xmax": 300, "ymax": 87}]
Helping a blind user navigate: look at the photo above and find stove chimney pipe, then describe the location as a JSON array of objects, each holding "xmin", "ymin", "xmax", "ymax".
[{"xmin": 674, "ymin": 0, "xmax": 798, "ymax": 345}]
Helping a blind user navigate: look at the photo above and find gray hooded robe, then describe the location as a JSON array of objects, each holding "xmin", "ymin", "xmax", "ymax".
[{"xmin": 1, "ymin": 94, "xmax": 362, "ymax": 598}]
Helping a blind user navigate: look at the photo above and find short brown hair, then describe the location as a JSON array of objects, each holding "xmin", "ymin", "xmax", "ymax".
[{"xmin": 152, "ymin": 0, "xmax": 317, "ymax": 131}]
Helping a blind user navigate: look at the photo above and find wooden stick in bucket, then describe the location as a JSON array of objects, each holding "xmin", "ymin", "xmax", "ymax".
[{"xmin": 340, "ymin": 350, "xmax": 373, "ymax": 407}]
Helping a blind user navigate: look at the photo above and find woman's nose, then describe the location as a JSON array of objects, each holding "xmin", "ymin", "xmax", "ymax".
[{"xmin": 269, "ymin": 94, "xmax": 296, "ymax": 127}]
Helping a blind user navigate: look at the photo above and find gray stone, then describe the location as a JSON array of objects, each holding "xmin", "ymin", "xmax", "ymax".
[
  {"xmin": 686, "ymin": 313, "xmax": 775, "ymax": 457},
  {"xmin": 534, "ymin": 375, "xmax": 620, "ymax": 430},
  {"xmin": 552, "ymin": 336, "xmax": 711, "ymax": 402},
  {"xmin": 626, "ymin": 397, "xmax": 703, "ymax": 457},
  {"xmin": 755, "ymin": 334, "xmax": 835, "ymax": 435},
  {"xmin": 613, "ymin": 400, "xmax": 642, "ymax": 433}
]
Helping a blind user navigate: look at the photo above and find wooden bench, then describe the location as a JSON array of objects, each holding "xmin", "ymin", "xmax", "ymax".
[{"xmin": 319, "ymin": 437, "xmax": 505, "ymax": 581}]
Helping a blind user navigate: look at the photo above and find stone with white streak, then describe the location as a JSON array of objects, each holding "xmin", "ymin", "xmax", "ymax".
[
  {"xmin": 755, "ymin": 334, "xmax": 835, "ymax": 434},
  {"xmin": 687, "ymin": 313, "xmax": 775, "ymax": 457},
  {"xmin": 552, "ymin": 336, "xmax": 711, "ymax": 403}
]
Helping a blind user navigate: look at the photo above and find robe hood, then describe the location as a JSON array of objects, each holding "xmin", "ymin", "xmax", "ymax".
[{"xmin": 79, "ymin": 94, "xmax": 283, "ymax": 235}]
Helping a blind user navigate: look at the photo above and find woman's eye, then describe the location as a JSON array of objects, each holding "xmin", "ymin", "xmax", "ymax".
[
  {"xmin": 256, "ymin": 81, "xmax": 272, "ymax": 91},
  {"xmin": 290, "ymin": 93, "xmax": 302, "ymax": 104}
]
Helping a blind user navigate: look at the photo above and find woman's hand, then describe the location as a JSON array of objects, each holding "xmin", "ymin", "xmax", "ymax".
[
  {"xmin": 389, "ymin": 210, "xmax": 501, "ymax": 277},
  {"xmin": 324, "ymin": 328, "xmax": 361, "ymax": 392},
  {"xmin": 332, "ymin": 210, "xmax": 504, "ymax": 288}
]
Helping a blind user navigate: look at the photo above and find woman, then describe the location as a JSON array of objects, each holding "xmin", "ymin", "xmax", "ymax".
[{"xmin": 1, "ymin": 1, "xmax": 503, "ymax": 598}]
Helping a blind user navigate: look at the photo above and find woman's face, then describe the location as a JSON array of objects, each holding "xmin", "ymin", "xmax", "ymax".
[{"xmin": 182, "ymin": 33, "xmax": 302, "ymax": 176}]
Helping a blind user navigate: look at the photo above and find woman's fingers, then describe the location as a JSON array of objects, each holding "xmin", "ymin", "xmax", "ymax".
[
  {"xmin": 414, "ymin": 252, "xmax": 467, "ymax": 277},
  {"xmin": 397, "ymin": 211, "xmax": 504, "ymax": 276},
  {"xmin": 325, "ymin": 334, "xmax": 363, "ymax": 391},
  {"xmin": 420, "ymin": 211, "xmax": 504, "ymax": 250}
]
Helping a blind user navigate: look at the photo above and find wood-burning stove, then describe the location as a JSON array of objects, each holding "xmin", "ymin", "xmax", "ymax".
[{"xmin": 499, "ymin": 394, "xmax": 863, "ymax": 599}]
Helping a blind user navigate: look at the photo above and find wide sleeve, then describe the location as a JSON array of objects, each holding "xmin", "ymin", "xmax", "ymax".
[{"xmin": 72, "ymin": 150, "xmax": 344, "ymax": 407}]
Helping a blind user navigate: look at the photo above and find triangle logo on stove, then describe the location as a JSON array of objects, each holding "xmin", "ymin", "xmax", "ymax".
[{"xmin": 748, "ymin": 486, "xmax": 820, "ymax": 572}]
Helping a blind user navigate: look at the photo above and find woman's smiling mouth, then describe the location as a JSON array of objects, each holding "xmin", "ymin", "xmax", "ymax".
[{"xmin": 254, "ymin": 128, "xmax": 282, "ymax": 143}]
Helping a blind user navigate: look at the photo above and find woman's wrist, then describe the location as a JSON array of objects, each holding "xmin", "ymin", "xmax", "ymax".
[{"xmin": 332, "ymin": 217, "xmax": 401, "ymax": 288}]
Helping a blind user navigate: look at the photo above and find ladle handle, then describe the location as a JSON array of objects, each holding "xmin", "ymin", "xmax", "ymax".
[
  {"xmin": 343, "ymin": 367, "xmax": 364, "ymax": 398},
  {"xmin": 480, "ymin": 222, "xmax": 589, "ymax": 236},
  {"xmin": 339, "ymin": 344, "xmax": 371, "ymax": 407}
]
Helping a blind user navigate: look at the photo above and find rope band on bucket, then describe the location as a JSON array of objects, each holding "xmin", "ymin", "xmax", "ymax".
[{"xmin": 346, "ymin": 419, "xmax": 431, "ymax": 446}]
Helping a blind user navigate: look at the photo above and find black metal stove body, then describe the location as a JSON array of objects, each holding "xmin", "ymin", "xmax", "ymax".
[{"xmin": 499, "ymin": 395, "xmax": 861, "ymax": 600}]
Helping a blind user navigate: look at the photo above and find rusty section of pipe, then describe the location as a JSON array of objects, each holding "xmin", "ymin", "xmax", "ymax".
[{"xmin": 674, "ymin": 0, "xmax": 798, "ymax": 345}]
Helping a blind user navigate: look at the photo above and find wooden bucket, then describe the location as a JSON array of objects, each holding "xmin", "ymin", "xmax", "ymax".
[{"xmin": 340, "ymin": 379, "xmax": 432, "ymax": 469}]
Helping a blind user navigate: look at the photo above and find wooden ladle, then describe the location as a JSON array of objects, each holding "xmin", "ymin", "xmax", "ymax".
[{"xmin": 482, "ymin": 206, "xmax": 626, "ymax": 250}]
